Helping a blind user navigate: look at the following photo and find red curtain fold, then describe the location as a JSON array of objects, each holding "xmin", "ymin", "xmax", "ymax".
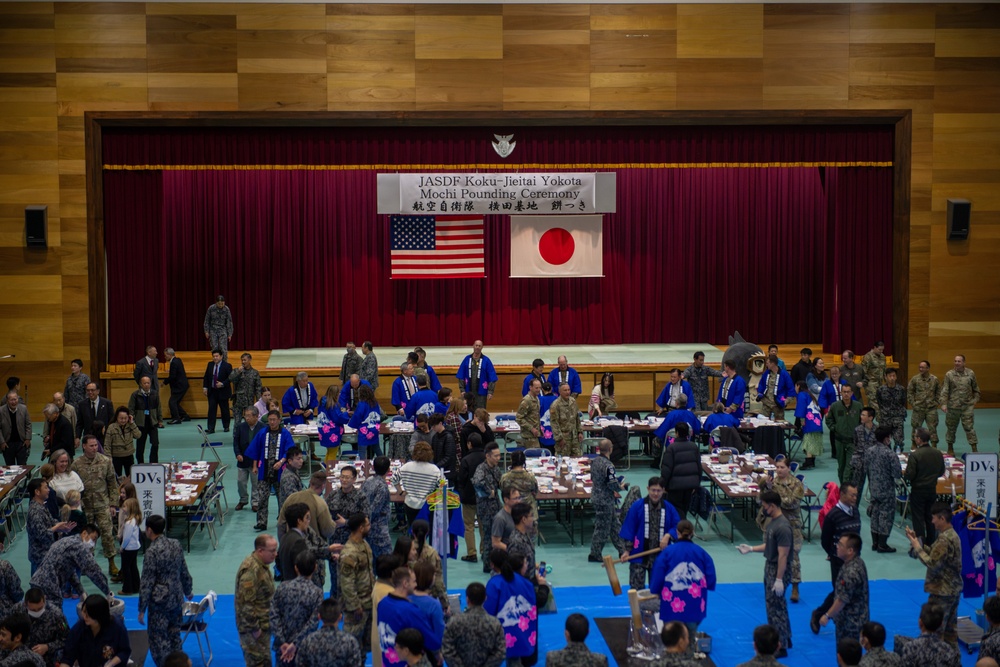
[
  {"xmin": 104, "ymin": 160, "xmax": 893, "ymax": 364},
  {"xmin": 101, "ymin": 124, "xmax": 893, "ymax": 167}
]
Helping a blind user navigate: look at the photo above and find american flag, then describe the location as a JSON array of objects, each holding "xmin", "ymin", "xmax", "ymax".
[{"xmin": 389, "ymin": 215, "xmax": 485, "ymax": 279}]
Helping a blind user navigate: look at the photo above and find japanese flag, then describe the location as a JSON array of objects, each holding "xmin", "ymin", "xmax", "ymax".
[{"xmin": 509, "ymin": 215, "xmax": 604, "ymax": 278}]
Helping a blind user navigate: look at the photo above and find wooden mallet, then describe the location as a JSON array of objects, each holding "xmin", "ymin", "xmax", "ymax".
[{"xmin": 604, "ymin": 547, "xmax": 663, "ymax": 596}]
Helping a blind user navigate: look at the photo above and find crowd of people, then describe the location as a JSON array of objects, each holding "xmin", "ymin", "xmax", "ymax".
[{"xmin": 0, "ymin": 328, "xmax": 994, "ymax": 666}]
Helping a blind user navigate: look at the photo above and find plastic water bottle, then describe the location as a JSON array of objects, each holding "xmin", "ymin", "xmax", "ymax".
[{"xmin": 171, "ymin": 456, "xmax": 177, "ymax": 475}]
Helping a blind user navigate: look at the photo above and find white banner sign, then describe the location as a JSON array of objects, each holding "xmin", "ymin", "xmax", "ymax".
[
  {"xmin": 398, "ymin": 172, "xmax": 596, "ymax": 216},
  {"xmin": 131, "ymin": 464, "xmax": 166, "ymax": 530},
  {"xmin": 965, "ymin": 452, "xmax": 998, "ymax": 515}
]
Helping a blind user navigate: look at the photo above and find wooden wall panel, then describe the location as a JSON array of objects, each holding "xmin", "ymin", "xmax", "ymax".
[{"xmin": 0, "ymin": 1, "xmax": 999, "ymax": 416}]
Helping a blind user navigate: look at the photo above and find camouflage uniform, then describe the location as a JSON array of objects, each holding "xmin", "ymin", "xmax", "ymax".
[
  {"xmin": 472, "ymin": 462, "xmax": 502, "ymax": 568},
  {"xmin": 683, "ymin": 364, "xmax": 724, "ymax": 412},
  {"xmin": 441, "ymin": 606, "xmax": 507, "ymax": 667},
  {"xmin": 735, "ymin": 657, "xmax": 783, "ymax": 667},
  {"xmin": 339, "ymin": 537, "xmax": 375, "ymax": 651},
  {"xmin": 979, "ymin": 626, "xmax": 1000, "ymax": 662},
  {"xmin": 296, "ymin": 626, "xmax": 363, "ymax": 667},
  {"xmin": 500, "ymin": 468, "xmax": 539, "ymax": 521},
  {"xmin": 652, "ymin": 653, "xmax": 700, "ymax": 667},
  {"xmin": 865, "ymin": 444, "xmax": 901, "ymax": 537},
  {"xmin": 230, "ymin": 366, "xmax": 262, "ymax": 428},
  {"xmin": 303, "ymin": 527, "xmax": 331, "ymax": 589},
  {"xmin": 361, "ymin": 475, "xmax": 392, "ymax": 561},
  {"xmin": 506, "ymin": 529, "xmax": 536, "ymax": 582},
  {"xmin": 762, "ymin": 513, "xmax": 793, "ymax": 652},
  {"xmin": 550, "ymin": 396, "xmax": 582, "ymax": 456},
  {"xmin": 360, "ymin": 352, "xmax": 380, "ymax": 390},
  {"xmin": 326, "ymin": 486, "xmax": 370, "ymax": 598},
  {"xmin": 71, "ymin": 452, "xmax": 118, "ymax": 559},
  {"xmin": 270, "ymin": 575, "xmax": 323, "ymax": 663},
  {"xmin": 589, "ymin": 455, "xmax": 627, "ymax": 559},
  {"xmin": 64, "ymin": 373, "xmax": 91, "ymax": 411},
  {"xmin": 339, "ymin": 352, "xmax": 363, "ymax": 384},
  {"xmin": 0, "ymin": 646, "xmax": 43, "ymax": 667},
  {"xmin": 0, "ymin": 560, "xmax": 22, "ymax": 618},
  {"xmin": 859, "ymin": 646, "xmax": 902, "ymax": 667},
  {"xmin": 29, "ymin": 537, "xmax": 110, "ymax": 603},
  {"xmin": 875, "ymin": 384, "xmax": 907, "ymax": 450},
  {"xmin": 899, "ymin": 633, "xmax": 961, "ymax": 667},
  {"xmin": 204, "ymin": 303, "xmax": 233, "ymax": 360},
  {"xmin": 907, "ymin": 372, "xmax": 941, "ymax": 447},
  {"xmin": 139, "ymin": 534, "xmax": 193, "ymax": 667},
  {"xmin": 851, "ymin": 424, "xmax": 878, "ymax": 500},
  {"xmin": 915, "ymin": 525, "xmax": 963, "ymax": 645},
  {"xmin": 11, "ymin": 600, "xmax": 67, "ymax": 667},
  {"xmin": 833, "ymin": 556, "xmax": 869, "ymax": 644},
  {"xmin": 544, "ymin": 642, "xmax": 609, "ymax": 667},
  {"xmin": 757, "ymin": 476, "xmax": 804, "ymax": 584},
  {"xmin": 27, "ymin": 500, "xmax": 58, "ymax": 571},
  {"xmin": 940, "ymin": 367, "xmax": 980, "ymax": 453},
  {"xmin": 413, "ymin": 545, "xmax": 448, "ymax": 611},
  {"xmin": 514, "ymin": 394, "xmax": 541, "ymax": 450},
  {"xmin": 278, "ymin": 469, "xmax": 303, "ymax": 515},
  {"xmin": 235, "ymin": 551, "xmax": 275, "ymax": 667},
  {"xmin": 861, "ymin": 349, "xmax": 886, "ymax": 416}
]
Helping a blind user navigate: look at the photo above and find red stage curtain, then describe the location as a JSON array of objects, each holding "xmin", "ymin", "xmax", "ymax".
[{"xmin": 102, "ymin": 124, "xmax": 894, "ymax": 364}]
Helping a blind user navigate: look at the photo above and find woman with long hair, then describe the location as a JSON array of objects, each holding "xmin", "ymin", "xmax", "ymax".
[
  {"xmin": 348, "ymin": 384, "xmax": 383, "ymax": 459},
  {"xmin": 409, "ymin": 520, "xmax": 448, "ymax": 613},
  {"xmin": 588, "ymin": 372, "xmax": 617, "ymax": 418},
  {"xmin": 60, "ymin": 594, "xmax": 131, "ymax": 667},
  {"xmin": 48, "ymin": 449, "xmax": 84, "ymax": 502},
  {"xmin": 318, "ymin": 384, "xmax": 350, "ymax": 462}
]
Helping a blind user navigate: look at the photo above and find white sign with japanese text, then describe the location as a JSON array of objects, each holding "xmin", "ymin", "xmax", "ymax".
[
  {"xmin": 393, "ymin": 172, "xmax": 604, "ymax": 216},
  {"xmin": 131, "ymin": 464, "xmax": 166, "ymax": 530},
  {"xmin": 965, "ymin": 453, "xmax": 998, "ymax": 515}
]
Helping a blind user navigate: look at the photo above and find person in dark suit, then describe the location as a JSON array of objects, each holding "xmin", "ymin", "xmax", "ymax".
[
  {"xmin": 162, "ymin": 347, "xmax": 191, "ymax": 424},
  {"xmin": 202, "ymin": 349, "xmax": 232, "ymax": 433},
  {"xmin": 277, "ymin": 501, "xmax": 310, "ymax": 582},
  {"xmin": 76, "ymin": 382, "xmax": 114, "ymax": 440},
  {"xmin": 128, "ymin": 376, "xmax": 162, "ymax": 463},
  {"xmin": 43, "ymin": 402, "xmax": 76, "ymax": 459},
  {"xmin": 133, "ymin": 345, "xmax": 159, "ymax": 387}
]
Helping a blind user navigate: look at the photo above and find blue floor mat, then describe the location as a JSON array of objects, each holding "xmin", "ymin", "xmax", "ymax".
[{"xmin": 73, "ymin": 579, "xmax": 984, "ymax": 667}]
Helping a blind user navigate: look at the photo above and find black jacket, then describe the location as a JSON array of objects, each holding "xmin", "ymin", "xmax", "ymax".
[
  {"xmin": 457, "ymin": 448, "xmax": 486, "ymax": 505},
  {"xmin": 202, "ymin": 361, "xmax": 233, "ymax": 398},
  {"xmin": 821, "ymin": 503, "xmax": 862, "ymax": 560},
  {"xmin": 459, "ymin": 422, "xmax": 495, "ymax": 458},
  {"xmin": 164, "ymin": 357, "xmax": 189, "ymax": 392},
  {"xmin": 75, "ymin": 396, "xmax": 114, "ymax": 439},
  {"xmin": 432, "ymin": 427, "xmax": 457, "ymax": 483},
  {"xmin": 660, "ymin": 438, "xmax": 702, "ymax": 491},
  {"xmin": 233, "ymin": 420, "xmax": 265, "ymax": 469}
]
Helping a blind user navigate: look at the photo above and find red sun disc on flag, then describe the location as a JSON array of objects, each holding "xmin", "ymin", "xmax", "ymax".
[{"xmin": 538, "ymin": 228, "xmax": 574, "ymax": 265}]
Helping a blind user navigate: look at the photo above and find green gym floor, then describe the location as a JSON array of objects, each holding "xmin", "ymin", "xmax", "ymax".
[{"xmin": 7, "ymin": 411, "xmax": 998, "ymax": 599}]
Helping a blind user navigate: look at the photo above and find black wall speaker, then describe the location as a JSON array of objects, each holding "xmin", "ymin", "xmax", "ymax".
[
  {"xmin": 947, "ymin": 198, "xmax": 971, "ymax": 241},
  {"xmin": 25, "ymin": 205, "xmax": 47, "ymax": 247}
]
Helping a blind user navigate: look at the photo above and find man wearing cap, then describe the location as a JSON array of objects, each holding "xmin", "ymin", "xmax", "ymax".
[{"xmin": 204, "ymin": 295, "xmax": 234, "ymax": 361}]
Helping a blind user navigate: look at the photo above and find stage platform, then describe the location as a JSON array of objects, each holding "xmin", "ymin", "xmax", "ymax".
[
  {"xmin": 265, "ymin": 343, "xmax": 722, "ymax": 369},
  {"xmin": 103, "ymin": 343, "xmax": 831, "ymax": 417}
]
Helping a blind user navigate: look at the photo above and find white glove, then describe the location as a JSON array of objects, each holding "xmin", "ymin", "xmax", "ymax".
[
  {"xmin": 772, "ymin": 579, "xmax": 785, "ymax": 597},
  {"xmin": 737, "ymin": 544, "xmax": 752, "ymax": 555}
]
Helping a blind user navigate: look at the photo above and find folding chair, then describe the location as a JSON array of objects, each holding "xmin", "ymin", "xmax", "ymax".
[
  {"xmin": 895, "ymin": 479, "xmax": 910, "ymax": 529},
  {"xmin": 196, "ymin": 425, "xmax": 223, "ymax": 463},
  {"xmin": 181, "ymin": 597, "xmax": 215, "ymax": 666},
  {"xmin": 213, "ymin": 464, "xmax": 230, "ymax": 516},
  {"xmin": 798, "ymin": 474, "xmax": 827, "ymax": 542},
  {"xmin": 189, "ymin": 486, "xmax": 219, "ymax": 550}
]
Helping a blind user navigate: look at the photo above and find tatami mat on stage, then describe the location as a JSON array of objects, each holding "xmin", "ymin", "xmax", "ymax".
[{"xmin": 266, "ymin": 344, "xmax": 723, "ymax": 369}]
